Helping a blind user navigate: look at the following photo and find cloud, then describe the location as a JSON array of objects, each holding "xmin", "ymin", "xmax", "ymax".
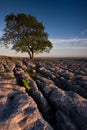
[
  {"xmin": 0, "ymin": 37, "xmax": 87, "ymax": 57},
  {"xmin": 50, "ymin": 38, "xmax": 87, "ymax": 44},
  {"xmin": 81, "ymin": 29, "xmax": 87, "ymax": 34},
  {"xmin": 50, "ymin": 38, "xmax": 87, "ymax": 48}
]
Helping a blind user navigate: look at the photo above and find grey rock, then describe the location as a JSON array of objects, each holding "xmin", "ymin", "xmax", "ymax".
[
  {"xmin": 56, "ymin": 110, "xmax": 77, "ymax": 130},
  {"xmin": 36, "ymin": 76, "xmax": 56, "ymax": 98},
  {"xmin": 49, "ymin": 88, "xmax": 87, "ymax": 130},
  {"xmin": 0, "ymin": 65, "xmax": 5, "ymax": 72},
  {"xmin": 0, "ymin": 85, "xmax": 53, "ymax": 130},
  {"xmin": 29, "ymin": 80, "xmax": 53, "ymax": 123}
]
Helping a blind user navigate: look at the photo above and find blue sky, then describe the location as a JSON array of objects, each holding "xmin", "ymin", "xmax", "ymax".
[{"xmin": 0, "ymin": 0, "xmax": 87, "ymax": 57}]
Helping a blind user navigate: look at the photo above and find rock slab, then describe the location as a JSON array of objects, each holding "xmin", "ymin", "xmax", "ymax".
[{"xmin": 0, "ymin": 85, "xmax": 53, "ymax": 130}]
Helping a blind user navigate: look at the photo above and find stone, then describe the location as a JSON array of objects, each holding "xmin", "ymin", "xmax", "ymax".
[
  {"xmin": 29, "ymin": 80, "xmax": 53, "ymax": 123},
  {"xmin": 0, "ymin": 85, "xmax": 53, "ymax": 130},
  {"xmin": 56, "ymin": 110, "xmax": 77, "ymax": 130},
  {"xmin": 49, "ymin": 88, "xmax": 87, "ymax": 130}
]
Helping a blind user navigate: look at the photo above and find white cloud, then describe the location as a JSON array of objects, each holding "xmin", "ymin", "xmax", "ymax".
[
  {"xmin": 81, "ymin": 29, "xmax": 87, "ymax": 34},
  {"xmin": 50, "ymin": 38, "xmax": 87, "ymax": 48},
  {"xmin": 50, "ymin": 38, "xmax": 87, "ymax": 44},
  {"xmin": 62, "ymin": 46, "xmax": 87, "ymax": 49},
  {"xmin": 0, "ymin": 37, "xmax": 87, "ymax": 57}
]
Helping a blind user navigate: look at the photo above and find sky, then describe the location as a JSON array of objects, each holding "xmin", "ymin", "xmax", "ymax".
[{"xmin": 0, "ymin": 0, "xmax": 87, "ymax": 57}]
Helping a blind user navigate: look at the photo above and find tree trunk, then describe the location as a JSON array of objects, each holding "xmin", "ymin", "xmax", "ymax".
[
  {"xmin": 31, "ymin": 52, "xmax": 34, "ymax": 60},
  {"xmin": 28, "ymin": 49, "xmax": 34, "ymax": 60},
  {"xmin": 28, "ymin": 51, "xmax": 32, "ymax": 59}
]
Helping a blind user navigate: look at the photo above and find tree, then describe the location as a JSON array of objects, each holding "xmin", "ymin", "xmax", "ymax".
[{"xmin": 1, "ymin": 13, "xmax": 53, "ymax": 59}]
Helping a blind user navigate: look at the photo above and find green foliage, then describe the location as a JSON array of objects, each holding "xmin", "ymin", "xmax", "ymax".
[
  {"xmin": 22, "ymin": 79, "xmax": 31, "ymax": 91},
  {"xmin": 1, "ymin": 13, "xmax": 53, "ymax": 59}
]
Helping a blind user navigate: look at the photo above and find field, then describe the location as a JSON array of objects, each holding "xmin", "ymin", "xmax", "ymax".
[{"xmin": 0, "ymin": 56, "xmax": 87, "ymax": 130}]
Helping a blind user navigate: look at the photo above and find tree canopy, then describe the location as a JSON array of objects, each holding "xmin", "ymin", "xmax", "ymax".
[{"xmin": 1, "ymin": 13, "xmax": 53, "ymax": 59}]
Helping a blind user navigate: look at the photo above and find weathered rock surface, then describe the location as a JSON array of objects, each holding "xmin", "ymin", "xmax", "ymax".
[
  {"xmin": 49, "ymin": 89, "xmax": 87, "ymax": 130},
  {"xmin": 0, "ymin": 84, "xmax": 53, "ymax": 130},
  {"xmin": 0, "ymin": 56, "xmax": 87, "ymax": 130},
  {"xmin": 36, "ymin": 76, "xmax": 87, "ymax": 130},
  {"xmin": 14, "ymin": 66, "xmax": 53, "ymax": 124}
]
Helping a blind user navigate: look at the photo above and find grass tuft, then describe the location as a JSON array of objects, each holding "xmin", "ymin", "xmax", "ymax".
[{"xmin": 22, "ymin": 80, "xmax": 31, "ymax": 91}]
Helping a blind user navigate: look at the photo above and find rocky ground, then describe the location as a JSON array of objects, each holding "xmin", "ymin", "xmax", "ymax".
[{"xmin": 0, "ymin": 56, "xmax": 87, "ymax": 130}]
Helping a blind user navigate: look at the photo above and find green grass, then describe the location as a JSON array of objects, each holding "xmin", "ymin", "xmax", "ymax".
[{"xmin": 22, "ymin": 80, "xmax": 31, "ymax": 91}]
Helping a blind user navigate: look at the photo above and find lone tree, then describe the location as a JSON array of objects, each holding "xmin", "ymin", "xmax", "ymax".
[{"xmin": 1, "ymin": 13, "xmax": 53, "ymax": 59}]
